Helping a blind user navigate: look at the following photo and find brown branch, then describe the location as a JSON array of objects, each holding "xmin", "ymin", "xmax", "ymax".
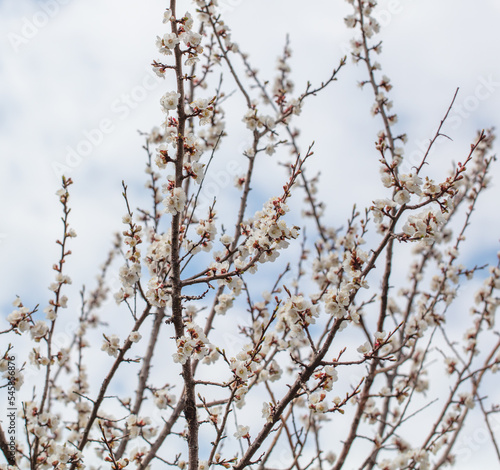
[
  {"xmin": 114, "ymin": 308, "xmax": 165, "ymax": 459},
  {"xmin": 70, "ymin": 304, "xmax": 152, "ymax": 469}
]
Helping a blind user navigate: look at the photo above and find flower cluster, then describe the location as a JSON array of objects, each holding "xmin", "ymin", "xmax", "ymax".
[
  {"xmin": 194, "ymin": 212, "xmax": 217, "ymax": 253},
  {"xmin": 276, "ymin": 295, "xmax": 319, "ymax": 340},
  {"xmin": 242, "ymin": 108, "xmax": 276, "ymax": 132},
  {"xmin": 357, "ymin": 331, "xmax": 394, "ymax": 359},
  {"xmin": 173, "ymin": 321, "xmax": 213, "ymax": 365},
  {"xmin": 126, "ymin": 415, "xmax": 157, "ymax": 440},
  {"xmin": 313, "ymin": 365, "xmax": 339, "ymax": 392},
  {"xmin": 115, "ymin": 213, "xmax": 143, "ymax": 304},
  {"xmin": 257, "ymin": 359, "xmax": 283, "ymax": 383},
  {"xmin": 214, "ymin": 293, "xmax": 234, "ymax": 315},
  {"xmin": 379, "ymin": 448, "xmax": 430, "ymax": 470},
  {"xmin": 233, "ymin": 425, "xmax": 250, "ymax": 440},
  {"xmin": 2, "ymin": 364, "xmax": 24, "ymax": 391},
  {"xmin": 161, "ymin": 177, "xmax": 187, "ymax": 216},
  {"xmin": 160, "ymin": 91, "xmax": 180, "ymax": 113},
  {"xmin": 21, "ymin": 402, "xmax": 84, "ymax": 468},
  {"xmin": 401, "ymin": 209, "xmax": 447, "ymax": 243},
  {"xmin": 235, "ymin": 197, "xmax": 299, "ymax": 271},
  {"xmin": 154, "ymin": 389, "xmax": 177, "ymax": 409},
  {"xmin": 233, "ymin": 383, "xmax": 249, "ymax": 409},
  {"xmin": 29, "ymin": 347, "xmax": 50, "ymax": 369},
  {"xmin": 308, "ymin": 391, "xmax": 328, "ymax": 414},
  {"xmin": 154, "ymin": 9, "xmax": 202, "ymax": 66},
  {"xmin": 144, "ymin": 228, "xmax": 172, "ymax": 275},
  {"xmin": 145, "ymin": 276, "xmax": 171, "ymax": 308},
  {"xmin": 261, "ymin": 402, "xmax": 276, "ymax": 423},
  {"xmin": 101, "ymin": 334, "xmax": 121, "ymax": 357},
  {"xmin": 323, "ymin": 286, "xmax": 351, "ymax": 319},
  {"xmin": 230, "ymin": 355, "xmax": 255, "ymax": 383},
  {"xmin": 190, "ymin": 98, "xmax": 215, "ymax": 126},
  {"xmin": 7, "ymin": 298, "xmax": 33, "ymax": 332}
]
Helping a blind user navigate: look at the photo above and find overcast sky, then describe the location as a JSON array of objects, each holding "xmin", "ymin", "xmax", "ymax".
[{"xmin": 2, "ymin": 0, "xmax": 500, "ymax": 468}]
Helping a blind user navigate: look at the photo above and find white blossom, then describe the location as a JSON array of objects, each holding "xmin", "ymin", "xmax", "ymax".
[
  {"xmin": 234, "ymin": 425, "xmax": 250, "ymax": 439},
  {"xmin": 163, "ymin": 187, "xmax": 187, "ymax": 215},
  {"xmin": 160, "ymin": 91, "xmax": 181, "ymax": 112}
]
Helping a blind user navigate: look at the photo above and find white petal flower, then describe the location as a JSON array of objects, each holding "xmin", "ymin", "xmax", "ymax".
[
  {"xmin": 394, "ymin": 189, "xmax": 410, "ymax": 205},
  {"xmin": 162, "ymin": 9, "xmax": 172, "ymax": 23},
  {"xmin": 357, "ymin": 341, "xmax": 371, "ymax": 355},
  {"xmin": 162, "ymin": 33, "xmax": 180, "ymax": 49},
  {"xmin": 128, "ymin": 331, "xmax": 142, "ymax": 343},
  {"xmin": 163, "ymin": 187, "xmax": 187, "ymax": 215},
  {"xmin": 160, "ymin": 91, "xmax": 181, "ymax": 112},
  {"xmin": 234, "ymin": 425, "xmax": 250, "ymax": 439}
]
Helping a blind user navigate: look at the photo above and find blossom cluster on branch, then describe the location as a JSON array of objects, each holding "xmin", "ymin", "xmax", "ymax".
[{"xmin": 2, "ymin": 1, "xmax": 500, "ymax": 470}]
